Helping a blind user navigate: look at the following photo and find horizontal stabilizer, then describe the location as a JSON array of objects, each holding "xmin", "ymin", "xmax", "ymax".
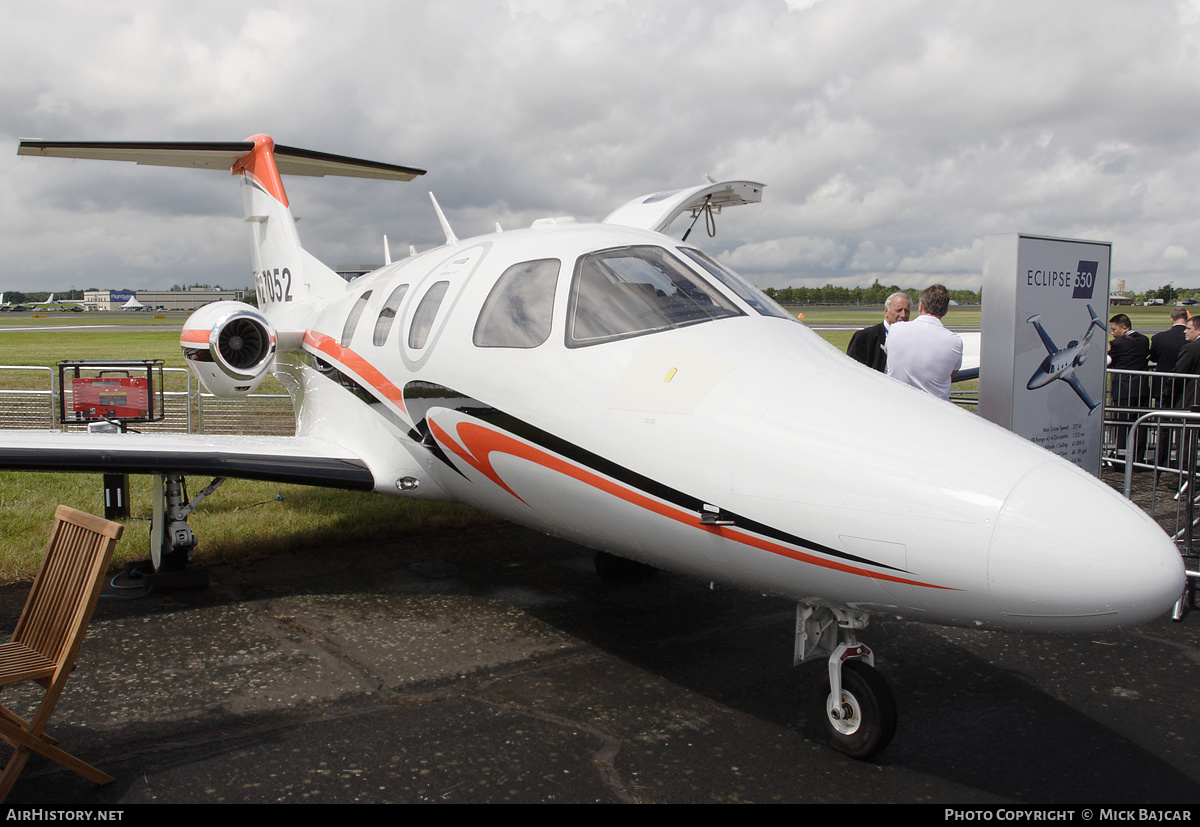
[{"xmin": 17, "ymin": 140, "xmax": 425, "ymax": 180}]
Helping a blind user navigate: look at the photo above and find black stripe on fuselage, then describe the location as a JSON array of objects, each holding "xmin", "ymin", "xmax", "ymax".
[{"xmin": 403, "ymin": 381, "xmax": 909, "ymax": 574}]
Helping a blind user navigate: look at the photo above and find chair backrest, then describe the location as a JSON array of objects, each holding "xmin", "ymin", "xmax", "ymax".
[{"xmin": 11, "ymin": 506, "xmax": 123, "ymax": 672}]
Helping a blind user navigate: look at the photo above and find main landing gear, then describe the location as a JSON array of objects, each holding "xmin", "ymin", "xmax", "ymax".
[
  {"xmin": 144, "ymin": 473, "xmax": 224, "ymax": 586},
  {"xmin": 796, "ymin": 603, "xmax": 897, "ymax": 760}
]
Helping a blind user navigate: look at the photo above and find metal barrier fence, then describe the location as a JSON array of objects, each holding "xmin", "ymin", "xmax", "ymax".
[
  {"xmin": 198, "ymin": 392, "xmax": 295, "ymax": 436},
  {"xmin": 1103, "ymin": 368, "xmax": 1200, "ymax": 466},
  {"xmin": 0, "ymin": 364, "xmax": 295, "ymax": 436},
  {"xmin": 1122, "ymin": 410, "xmax": 1200, "ymax": 618},
  {"xmin": 0, "ymin": 366, "xmax": 56, "ymax": 429}
]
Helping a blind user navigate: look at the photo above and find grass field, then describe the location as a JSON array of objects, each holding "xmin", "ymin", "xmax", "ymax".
[{"xmin": 0, "ymin": 313, "xmax": 495, "ymax": 583}]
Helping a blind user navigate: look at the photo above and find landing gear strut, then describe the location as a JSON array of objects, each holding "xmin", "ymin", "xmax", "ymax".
[
  {"xmin": 795, "ymin": 603, "xmax": 897, "ymax": 759},
  {"xmin": 149, "ymin": 473, "xmax": 224, "ymax": 576}
]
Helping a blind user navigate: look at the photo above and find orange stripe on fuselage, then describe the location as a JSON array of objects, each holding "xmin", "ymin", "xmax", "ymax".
[
  {"xmin": 303, "ymin": 330, "xmax": 407, "ymax": 414},
  {"xmin": 430, "ymin": 416, "xmax": 955, "ymax": 591}
]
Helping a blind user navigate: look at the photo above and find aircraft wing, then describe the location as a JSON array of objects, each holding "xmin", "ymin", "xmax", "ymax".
[
  {"xmin": 953, "ymin": 331, "xmax": 981, "ymax": 382},
  {"xmin": 1065, "ymin": 374, "xmax": 1101, "ymax": 414},
  {"xmin": 0, "ymin": 431, "xmax": 375, "ymax": 490},
  {"xmin": 1027, "ymin": 316, "xmax": 1058, "ymax": 354},
  {"xmin": 603, "ymin": 180, "xmax": 764, "ymax": 234}
]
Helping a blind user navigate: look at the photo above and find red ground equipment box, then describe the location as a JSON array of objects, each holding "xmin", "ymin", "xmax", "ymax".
[
  {"xmin": 58, "ymin": 360, "xmax": 165, "ymax": 427},
  {"xmin": 72, "ymin": 376, "xmax": 150, "ymax": 420}
]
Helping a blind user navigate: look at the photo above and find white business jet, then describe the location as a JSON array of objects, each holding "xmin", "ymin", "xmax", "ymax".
[
  {"xmin": 5, "ymin": 136, "xmax": 1184, "ymax": 759},
  {"xmin": 1026, "ymin": 304, "xmax": 1106, "ymax": 413}
]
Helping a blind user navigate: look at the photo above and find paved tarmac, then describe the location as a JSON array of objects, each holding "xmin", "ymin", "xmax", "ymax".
[{"xmin": 4, "ymin": 523, "xmax": 1200, "ymax": 805}]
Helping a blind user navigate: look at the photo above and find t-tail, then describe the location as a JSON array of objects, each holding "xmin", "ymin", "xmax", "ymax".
[
  {"xmin": 17, "ymin": 135, "xmax": 424, "ymax": 395},
  {"xmin": 17, "ymin": 135, "xmax": 424, "ymax": 317}
]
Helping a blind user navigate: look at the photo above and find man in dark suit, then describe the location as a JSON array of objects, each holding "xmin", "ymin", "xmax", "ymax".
[
  {"xmin": 1147, "ymin": 309, "xmax": 1190, "ymax": 467},
  {"xmin": 1109, "ymin": 313, "xmax": 1151, "ymax": 467},
  {"xmin": 846, "ymin": 292, "xmax": 911, "ymax": 372},
  {"xmin": 1151, "ymin": 308, "xmax": 1189, "ymax": 372},
  {"xmin": 1173, "ymin": 316, "xmax": 1200, "ymax": 406}
]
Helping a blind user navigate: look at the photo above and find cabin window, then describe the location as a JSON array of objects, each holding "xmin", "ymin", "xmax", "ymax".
[
  {"xmin": 408, "ymin": 281, "xmax": 450, "ymax": 349},
  {"xmin": 372, "ymin": 284, "xmax": 409, "ymax": 346},
  {"xmin": 679, "ymin": 248, "xmax": 794, "ymax": 320},
  {"xmin": 340, "ymin": 290, "xmax": 373, "ymax": 348},
  {"xmin": 566, "ymin": 245, "xmax": 743, "ymax": 347},
  {"xmin": 473, "ymin": 259, "xmax": 560, "ymax": 348}
]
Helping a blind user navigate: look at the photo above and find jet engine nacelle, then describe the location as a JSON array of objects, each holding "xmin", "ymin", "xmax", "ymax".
[
  {"xmin": 180, "ymin": 302, "xmax": 277, "ymax": 397},
  {"xmin": 1069, "ymin": 340, "xmax": 1088, "ymax": 367}
]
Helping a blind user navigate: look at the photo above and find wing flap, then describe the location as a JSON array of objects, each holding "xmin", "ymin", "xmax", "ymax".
[{"xmin": 0, "ymin": 431, "xmax": 374, "ymax": 490}]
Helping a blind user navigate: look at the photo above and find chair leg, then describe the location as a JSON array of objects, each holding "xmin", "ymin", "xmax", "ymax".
[
  {"xmin": 0, "ymin": 745, "xmax": 34, "ymax": 802},
  {"xmin": 0, "ymin": 705, "xmax": 57, "ymax": 746},
  {"xmin": 0, "ymin": 720, "xmax": 112, "ymax": 803}
]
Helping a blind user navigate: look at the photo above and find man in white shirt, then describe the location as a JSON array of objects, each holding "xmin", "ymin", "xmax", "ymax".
[{"xmin": 884, "ymin": 284, "xmax": 963, "ymax": 400}]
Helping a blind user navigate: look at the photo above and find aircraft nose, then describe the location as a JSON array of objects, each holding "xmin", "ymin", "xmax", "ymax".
[{"xmin": 987, "ymin": 462, "xmax": 1184, "ymax": 631}]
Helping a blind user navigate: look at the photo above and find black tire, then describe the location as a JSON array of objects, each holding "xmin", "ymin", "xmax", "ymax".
[
  {"xmin": 593, "ymin": 551, "xmax": 658, "ymax": 583},
  {"xmin": 811, "ymin": 659, "xmax": 897, "ymax": 760},
  {"xmin": 150, "ymin": 523, "xmax": 189, "ymax": 573}
]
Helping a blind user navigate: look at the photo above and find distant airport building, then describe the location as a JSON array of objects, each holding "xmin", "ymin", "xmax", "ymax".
[
  {"xmin": 84, "ymin": 287, "xmax": 247, "ymax": 311},
  {"xmin": 335, "ymin": 265, "xmax": 383, "ymax": 281}
]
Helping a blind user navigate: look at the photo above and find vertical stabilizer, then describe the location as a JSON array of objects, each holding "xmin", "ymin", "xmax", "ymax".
[{"xmin": 237, "ymin": 135, "xmax": 345, "ymax": 311}]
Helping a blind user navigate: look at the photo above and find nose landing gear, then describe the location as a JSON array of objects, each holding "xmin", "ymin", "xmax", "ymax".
[{"xmin": 796, "ymin": 603, "xmax": 897, "ymax": 759}]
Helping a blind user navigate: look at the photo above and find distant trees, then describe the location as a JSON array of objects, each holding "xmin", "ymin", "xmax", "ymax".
[{"xmin": 763, "ymin": 279, "xmax": 981, "ymax": 306}]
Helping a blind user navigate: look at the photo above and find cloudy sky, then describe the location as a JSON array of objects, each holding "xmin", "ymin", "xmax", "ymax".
[{"xmin": 2, "ymin": 0, "xmax": 1199, "ymax": 295}]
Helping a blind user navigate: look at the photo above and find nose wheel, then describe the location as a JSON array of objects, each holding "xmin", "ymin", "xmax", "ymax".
[
  {"xmin": 796, "ymin": 603, "xmax": 898, "ymax": 760},
  {"xmin": 811, "ymin": 658, "xmax": 897, "ymax": 759}
]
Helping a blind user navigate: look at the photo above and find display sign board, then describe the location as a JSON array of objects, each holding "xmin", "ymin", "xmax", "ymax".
[{"xmin": 979, "ymin": 234, "xmax": 1111, "ymax": 476}]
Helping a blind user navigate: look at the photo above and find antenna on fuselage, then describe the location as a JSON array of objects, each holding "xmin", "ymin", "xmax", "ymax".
[
  {"xmin": 429, "ymin": 192, "xmax": 458, "ymax": 245},
  {"xmin": 409, "ymin": 244, "xmax": 418, "ymax": 257},
  {"xmin": 383, "ymin": 235, "xmax": 392, "ymax": 266}
]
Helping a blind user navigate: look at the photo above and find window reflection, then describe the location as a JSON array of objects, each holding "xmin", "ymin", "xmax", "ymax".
[
  {"xmin": 408, "ymin": 281, "xmax": 449, "ymax": 349},
  {"xmin": 474, "ymin": 259, "xmax": 559, "ymax": 348},
  {"xmin": 567, "ymin": 246, "xmax": 742, "ymax": 347}
]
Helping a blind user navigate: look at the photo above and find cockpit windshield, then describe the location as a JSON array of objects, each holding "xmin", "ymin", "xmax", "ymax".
[
  {"xmin": 679, "ymin": 247, "xmax": 795, "ymax": 320},
  {"xmin": 566, "ymin": 245, "xmax": 743, "ymax": 347}
]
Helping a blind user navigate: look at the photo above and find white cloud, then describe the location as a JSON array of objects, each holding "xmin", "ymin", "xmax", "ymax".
[{"xmin": 2, "ymin": 0, "xmax": 1199, "ymax": 294}]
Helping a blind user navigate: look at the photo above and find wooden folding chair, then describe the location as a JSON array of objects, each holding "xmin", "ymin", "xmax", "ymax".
[{"xmin": 0, "ymin": 505, "xmax": 123, "ymax": 801}]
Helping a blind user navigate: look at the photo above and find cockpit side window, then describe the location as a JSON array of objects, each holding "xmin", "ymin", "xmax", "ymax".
[
  {"xmin": 372, "ymin": 283, "xmax": 409, "ymax": 346},
  {"xmin": 408, "ymin": 281, "xmax": 450, "ymax": 349},
  {"xmin": 566, "ymin": 245, "xmax": 743, "ymax": 347},
  {"xmin": 473, "ymin": 259, "xmax": 560, "ymax": 348},
  {"xmin": 679, "ymin": 248, "xmax": 794, "ymax": 319},
  {"xmin": 341, "ymin": 290, "xmax": 373, "ymax": 348}
]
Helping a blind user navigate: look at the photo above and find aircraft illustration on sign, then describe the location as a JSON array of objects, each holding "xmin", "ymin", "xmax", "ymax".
[
  {"xmin": 2, "ymin": 136, "xmax": 1184, "ymax": 759},
  {"xmin": 1026, "ymin": 304, "xmax": 1106, "ymax": 413}
]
